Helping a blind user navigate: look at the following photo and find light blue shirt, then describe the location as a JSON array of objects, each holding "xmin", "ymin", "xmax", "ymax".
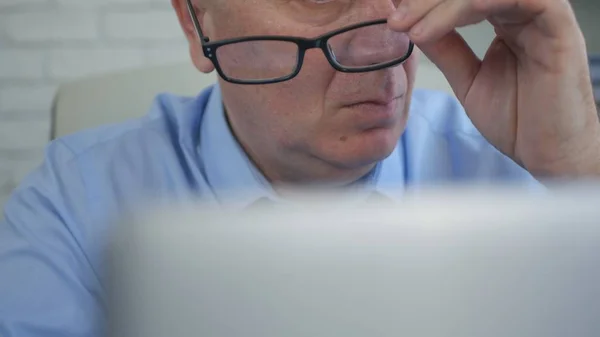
[{"xmin": 0, "ymin": 84, "xmax": 538, "ymax": 336}]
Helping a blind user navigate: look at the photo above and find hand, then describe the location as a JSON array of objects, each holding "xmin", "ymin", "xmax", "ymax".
[{"xmin": 388, "ymin": 0, "xmax": 600, "ymax": 178}]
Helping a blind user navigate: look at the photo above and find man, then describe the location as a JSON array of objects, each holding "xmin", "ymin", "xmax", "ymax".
[{"xmin": 0, "ymin": 0, "xmax": 598, "ymax": 335}]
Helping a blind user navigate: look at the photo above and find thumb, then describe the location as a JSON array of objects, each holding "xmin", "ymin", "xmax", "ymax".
[{"xmin": 417, "ymin": 30, "xmax": 481, "ymax": 103}]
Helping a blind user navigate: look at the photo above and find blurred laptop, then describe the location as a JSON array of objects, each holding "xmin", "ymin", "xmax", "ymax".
[{"xmin": 107, "ymin": 185, "xmax": 600, "ymax": 337}]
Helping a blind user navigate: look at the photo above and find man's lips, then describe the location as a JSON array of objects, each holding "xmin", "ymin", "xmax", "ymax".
[
  {"xmin": 343, "ymin": 94, "xmax": 404, "ymax": 108},
  {"xmin": 341, "ymin": 94, "xmax": 404, "ymax": 130}
]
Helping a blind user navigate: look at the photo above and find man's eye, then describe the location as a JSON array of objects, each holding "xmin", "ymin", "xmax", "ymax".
[{"xmin": 309, "ymin": 0, "xmax": 335, "ymax": 4}]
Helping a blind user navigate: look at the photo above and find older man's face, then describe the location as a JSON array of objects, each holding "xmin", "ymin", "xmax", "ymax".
[{"xmin": 181, "ymin": 0, "xmax": 417, "ymax": 181}]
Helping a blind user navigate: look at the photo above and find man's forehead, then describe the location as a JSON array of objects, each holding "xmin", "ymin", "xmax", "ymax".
[
  {"xmin": 206, "ymin": 0, "xmax": 363, "ymax": 29},
  {"xmin": 225, "ymin": 0, "xmax": 355, "ymax": 7}
]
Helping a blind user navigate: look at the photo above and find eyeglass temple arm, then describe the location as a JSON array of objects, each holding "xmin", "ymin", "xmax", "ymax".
[{"xmin": 186, "ymin": 0, "xmax": 208, "ymax": 43}]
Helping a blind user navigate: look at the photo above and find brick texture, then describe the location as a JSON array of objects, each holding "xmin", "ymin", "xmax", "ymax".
[
  {"xmin": 48, "ymin": 48, "xmax": 146, "ymax": 79},
  {"xmin": 103, "ymin": 11, "xmax": 183, "ymax": 40},
  {"xmin": 0, "ymin": 85, "xmax": 57, "ymax": 112},
  {"xmin": 0, "ymin": 50, "xmax": 46, "ymax": 80},
  {"xmin": 5, "ymin": 11, "xmax": 100, "ymax": 42},
  {"xmin": 0, "ymin": 0, "xmax": 187, "ymax": 209}
]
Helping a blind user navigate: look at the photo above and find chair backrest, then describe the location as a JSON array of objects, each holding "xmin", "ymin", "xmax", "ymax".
[
  {"xmin": 50, "ymin": 61, "xmax": 453, "ymax": 139},
  {"xmin": 590, "ymin": 55, "xmax": 600, "ymax": 111},
  {"xmin": 50, "ymin": 62, "xmax": 218, "ymax": 139}
]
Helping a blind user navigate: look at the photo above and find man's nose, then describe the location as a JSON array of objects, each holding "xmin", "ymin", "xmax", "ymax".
[
  {"xmin": 345, "ymin": 43, "xmax": 399, "ymax": 67},
  {"xmin": 339, "ymin": 28, "xmax": 402, "ymax": 67},
  {"xmin": 365, "ymin": 0, "xmax": 399, "ymax": 20}
]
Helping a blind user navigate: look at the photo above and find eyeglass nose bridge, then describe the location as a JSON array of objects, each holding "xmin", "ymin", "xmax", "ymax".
[
  {"xmin": 294, "ymin": 37, "xmax": 353, "ymax": 73},
  {"xmin": 294, "ymin": 38, "xmax": 330, "ymax": 54},
  {"xmin": 295, "ymin": 29, "xmax": 414, "ymax": 75}
]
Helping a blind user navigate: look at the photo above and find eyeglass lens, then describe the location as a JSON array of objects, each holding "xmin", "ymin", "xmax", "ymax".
[
  {"xmin": 216, "ymin": 40, "xmax": 299, "ymax": 82},
  {"xmin": 215, "ymin": 22, "xmax": 410, "ymax": 82},
  {"xmin": 326, "ymin": 23, "xmax": 410, "ymax": 69}
]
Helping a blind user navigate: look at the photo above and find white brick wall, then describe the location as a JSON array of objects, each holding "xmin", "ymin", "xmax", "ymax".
[
  {"xmin": 48, "ymin": 48, "xmax": 146, "ymax": 79},
  {"xmin": 0, "ymin": 51, "xmax": 45, "ymax": 79},
  {"xmin": 104, "ymin": 11, "xmax": 183, "ymax": 39},
  {"xmin": 0, "ymin": 0, "xmax": 189, "ymax": 210},
  {"xmin": 5, "ymin": 11, "xmax": 100, "ymax": 41}
]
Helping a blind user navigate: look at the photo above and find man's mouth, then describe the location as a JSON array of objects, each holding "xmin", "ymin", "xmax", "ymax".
[
  {"xmin": 341, "ymin": 94, "xmax": 404, "ymax": 130},
  {"xmin": 344, "ymin": 94, "xmax": 404, "ymax": 108}
]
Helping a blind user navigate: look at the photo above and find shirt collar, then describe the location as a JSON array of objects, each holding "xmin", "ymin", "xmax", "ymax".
[
  {"xmin": 200, "ymin": 84, "xmax": 275, "ymax": 210},
  {"xmin": 199, "ymin": 84, "xmax": 406, "ymax": 210},
  {"xmin": 373, "ymin": 141, "xmax": 407, "ymax": 200}
]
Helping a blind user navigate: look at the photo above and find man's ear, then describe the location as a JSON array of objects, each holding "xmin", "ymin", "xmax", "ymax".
[{"xmin": 171, "ymin": 0, "xmax": 215, "ymax": 73}]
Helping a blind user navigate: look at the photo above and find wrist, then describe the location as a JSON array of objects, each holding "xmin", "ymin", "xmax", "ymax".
[{"xmin": 528, "ymin": 129, "xmax": 600, "ymax": 179}]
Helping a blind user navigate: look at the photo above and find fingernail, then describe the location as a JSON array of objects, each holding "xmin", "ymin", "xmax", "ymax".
[{"xmin": 391, "ymin": 5, "xmax": 408, "ymax": 22}]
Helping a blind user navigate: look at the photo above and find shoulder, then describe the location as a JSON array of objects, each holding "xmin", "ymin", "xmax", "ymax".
[
  {"xmin": 0, "ymin": 87, "xmax": 217, "ymax": 337},
  {"xmin": 8, "ymin": 86, "xmax": 216, "ymax": 222},
  {"xmin": 57, "ymin": 86, "xmax": 214, "ymax": 158}
]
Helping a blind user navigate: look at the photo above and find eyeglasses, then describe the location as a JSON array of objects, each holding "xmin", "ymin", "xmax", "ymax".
[{"xmin": 186, "ymin": 0, "xmax": 414, "ymax": 85}]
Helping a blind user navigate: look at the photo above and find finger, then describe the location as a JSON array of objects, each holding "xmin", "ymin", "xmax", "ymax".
[
  {"xmin": 406, "ymin": 0, "xmax": 487, "ymax": 44},
  {"xmin": 487, "ymin": 0, "xmax": 577, "ymax": 40},
  {"xmin": 398, "ymin": 0, "xmax": 552, "ymax": 45},
  {"xmin": 388, "ymin": 0, "xmax": 445, "ymax": 32},
  {"xmin": 418, "ymin": 30, "xmax": 481, "ymax": 102}
]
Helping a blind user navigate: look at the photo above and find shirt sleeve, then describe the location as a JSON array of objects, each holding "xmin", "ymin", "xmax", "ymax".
[{"xmin": 0, "ymin": 140, "xmax": 104, "ymax": 337}]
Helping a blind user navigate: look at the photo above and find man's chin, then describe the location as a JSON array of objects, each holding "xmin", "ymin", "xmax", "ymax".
[
  {"xmin": 322, "ymin": 127, "xmax": 400, "ymax": 170},
  {"xmin": 356, "ymin": 127, "xmax": 399, "ymax": 161}
]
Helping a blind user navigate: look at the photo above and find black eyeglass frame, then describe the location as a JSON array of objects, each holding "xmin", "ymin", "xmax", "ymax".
[{"xmin": 186, "ymin": 0, "xmax": 414, "ymax": 85}]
